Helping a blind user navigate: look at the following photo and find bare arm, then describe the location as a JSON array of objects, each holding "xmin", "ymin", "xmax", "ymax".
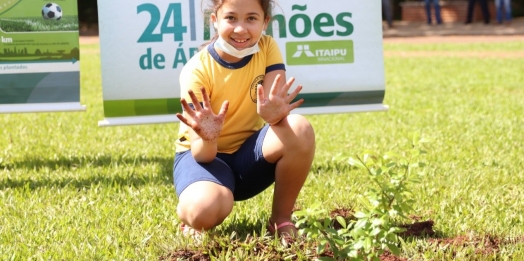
[{"xmin": 187, "ymin": 127, "xmax": 219, "ymax": 163}]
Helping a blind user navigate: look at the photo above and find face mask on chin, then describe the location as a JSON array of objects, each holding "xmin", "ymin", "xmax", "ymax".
[{"xmin": 214, "ymin": 23, "xmax": 266, "ymax": 59}]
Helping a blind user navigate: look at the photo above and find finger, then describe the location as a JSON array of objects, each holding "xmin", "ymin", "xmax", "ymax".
[
  {"xmin": 217, "ymin": 100, "xmax": 229, "ymax": 118},
  {"xmin": 257, "ymin": 84, "xmax": 265, "ymax": 104},
  {"xmin": 286, "ymin": 85, "xmax": 302, "ymax": 103},
  {"xmin": 180, "ymin": 98, "xmax": 197, "ymax": 118},
  {"xmin": 200, "ymin": 87, "xmax": 211, "ymax": 110},
  {"xmin": 288, "ymin": 98, "xmax": 305, "ymax": 110},
  {"xmin": 188, "ymin": 90, "xmax": 203, "ymax": 111},
  {"xmin": 282, "ymin": 77, "xmax": 295, "ymax": 96},
  {"xmin": 270, "ymin": 74, "xmax": 281, "ymax": 96},
  {"xmin": 176, "ymin": 113, "xmax": 192, "ymax": 126}
]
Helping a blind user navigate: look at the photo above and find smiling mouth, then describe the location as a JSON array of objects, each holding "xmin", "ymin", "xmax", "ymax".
[{"xmin": 231, "ymin": 38, "xmax": 249, "ymax": 43}]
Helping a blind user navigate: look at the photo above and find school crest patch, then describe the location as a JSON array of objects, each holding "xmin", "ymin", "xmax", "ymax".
[{"xmin": 250, "ymin": 75, "xmax": 264, "ymax": 103}]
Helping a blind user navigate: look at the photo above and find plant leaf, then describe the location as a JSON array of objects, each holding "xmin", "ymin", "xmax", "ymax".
[{"xmin": 336, "ymin": 216, "xmax": 347, "ymax": 229}]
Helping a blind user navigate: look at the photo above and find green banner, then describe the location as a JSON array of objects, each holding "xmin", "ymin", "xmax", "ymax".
[{"xmin": 103, "ymin": 91, "xmax": 384, "ymax": 118}]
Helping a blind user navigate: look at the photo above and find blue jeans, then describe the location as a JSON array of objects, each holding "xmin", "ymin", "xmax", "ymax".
[
  {"xmin": 495, "ymin": 0, "xmax": 512, "ymax": 23},
  {"xmin": 424, "ymin": 0, "xmax": 442, "ymax": 24}
]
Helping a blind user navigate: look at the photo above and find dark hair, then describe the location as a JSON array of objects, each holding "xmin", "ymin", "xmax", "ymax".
[{"xmin": 199, "ymin": 0, "xmax": 274, "ymax": 50}]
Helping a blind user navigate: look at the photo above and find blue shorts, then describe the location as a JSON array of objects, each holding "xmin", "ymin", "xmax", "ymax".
[{"xmin": 173, "ymin": 125, "xmax": 276, "ymax": 201}]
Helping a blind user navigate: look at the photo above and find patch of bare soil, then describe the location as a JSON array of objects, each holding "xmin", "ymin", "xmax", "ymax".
[
  {"xmin": 162, "ymin": 206, "xmax": 524, "ymax": 261},
  {"xmin": 160, "ymin": 250, "xmax": 210, "ymax": 261},
  {"xmin": 330, "ymin": 207, "xmax": 355, "ymax": 230},
  {"xmin": 428, "ymin": 234, "xmax": 524, "ymax": 256},
  {"xmin": 399, "ymin": 220, "xmax": 436, "ymax": 238},
  {"xmin": 80, "ymin": 36, "xmax": 100, "ymax": 45}
]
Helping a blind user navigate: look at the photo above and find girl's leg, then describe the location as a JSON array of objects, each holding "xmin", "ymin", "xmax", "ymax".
[
  {"xmin": 174, "ymin": 151, "xmax": 235, "ymax": 231},
  {"xmin": 262, "ymin": 114, "xmax": 315, "ymax": 234},
  {"xmin": 177, "ymin": 181, "xmax": 234, "ymax": 231}
]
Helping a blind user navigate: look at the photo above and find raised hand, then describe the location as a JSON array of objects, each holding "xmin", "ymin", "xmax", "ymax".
[
  {"xmin": 257, "ymin": 74, "xmax": 304, "ymax": 124},
  {"xmin": 176, "ymin": 87, "xmax": 229, "ymax": 142}
]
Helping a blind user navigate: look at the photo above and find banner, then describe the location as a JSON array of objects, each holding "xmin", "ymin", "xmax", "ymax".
[
  {"xmin": 97, "ymin": 0, "xmax": 387, "ymax": 126},
  {"xmin": 0, "ymin": 0, "xmax": 84, "ymax": 113}
]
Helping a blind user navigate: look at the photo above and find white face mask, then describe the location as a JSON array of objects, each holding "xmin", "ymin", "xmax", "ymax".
[{"xmin": 213, "ymin": 22, "xmax": 266, "ymax": 59}]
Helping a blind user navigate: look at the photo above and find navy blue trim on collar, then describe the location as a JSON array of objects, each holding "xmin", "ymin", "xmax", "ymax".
[
  {"xmin": 265, "ymin": 63, "xmax": 286, "ymax": 74},
  {"xmin": 208, "ymin": 42, "xmax": 253, "ymax": 69}
]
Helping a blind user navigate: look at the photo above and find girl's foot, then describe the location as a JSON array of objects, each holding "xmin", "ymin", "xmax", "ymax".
[
  {"xmin": 180, "ymin": 223, "xmax": 203, "ymax": 242},
  {"xmin": 268, "ymin": 219, "xmax": 298, "ymax": 237}
]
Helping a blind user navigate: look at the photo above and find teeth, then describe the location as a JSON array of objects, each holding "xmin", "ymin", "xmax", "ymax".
[{"xmin": 233, "ymin": 39, "xmax": 248, "ymax": 43}]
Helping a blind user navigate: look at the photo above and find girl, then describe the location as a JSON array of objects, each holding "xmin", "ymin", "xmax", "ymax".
[{"xmin": 173, "ymin": 0, "xmax": 316, "ymax": 237}]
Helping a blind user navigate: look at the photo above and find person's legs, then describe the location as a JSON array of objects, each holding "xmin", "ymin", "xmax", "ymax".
[
  {"xmin": 465, "ymin": 0, "xmax": 476, "ymax": 23},
  {"xmin": 177, "ymin": 182, "xmax": 234, "ymax": 230},
  {"xmin": 262, "ymin": 114, "xmax": 315, "ymax": 235},
  {"xmin": 433, "ymin": 0, "xmax": 443, "ymax": 24},
  {"xmin": 174, "ymin": 151, "xmax": 235, "ymax": 231},
  {"xmin": 228, "ymin": 125, "xmax": 277, "ymax": 201},
  {"xmin": 495, "ymin": 0, "xmax": 503, "ymax": 23},
  {"xmin": 382, "ymin": 0, "xmax": 393, "ymax": 27},
  {"xmin": 424, "ymin": 0, "xmax": 432, "ymax": 24},
  {"xmin": 503, "ymin": 0, "xmax": 512, "ymax": 22},
  {"xmin": 479, "ymin": 0, "xmax": 490, "ymax": 23}
]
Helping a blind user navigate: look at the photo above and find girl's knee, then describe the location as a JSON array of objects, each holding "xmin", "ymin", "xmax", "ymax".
[
  {"xmin": 177, "ymin": 184, "xmax": 233, "ymax": 230},
  {"xmin": 285, "ymin": 114, "xmax": 315, "ymax": 145}
]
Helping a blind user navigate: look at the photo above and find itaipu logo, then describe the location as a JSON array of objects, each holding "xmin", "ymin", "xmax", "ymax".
[
  {"xmin": 265, "ymin": 4, "xmax": 355, "ymax": 66},
  {"xmin": 287, "ymin": 40, "xmax": 354, "ymax": 65}
]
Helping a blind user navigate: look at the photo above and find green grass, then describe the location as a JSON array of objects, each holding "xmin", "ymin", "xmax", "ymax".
[
  {"xmin": 1, "ymin": 40, "xmax": 523, "ymax": 260},
  {"xmin": 0, "ymin": 17, "xmax": 78, "ymax": 32}
]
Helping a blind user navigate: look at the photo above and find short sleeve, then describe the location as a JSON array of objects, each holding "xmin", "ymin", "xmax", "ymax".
[
  {"xmin": 262, "ymin": 35, "xmax": 286, "ymax": 74},
  {"xmin": 178, "ymin": 56, "xmax": 210, "ymax": 107}
]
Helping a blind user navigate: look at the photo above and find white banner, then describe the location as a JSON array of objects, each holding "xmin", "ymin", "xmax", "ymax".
[{"xmin": 97, "ymin": 0, "xmax": 387, "ymax": 126}]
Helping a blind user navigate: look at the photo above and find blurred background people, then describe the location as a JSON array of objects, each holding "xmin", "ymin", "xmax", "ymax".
[
  {"xmin": 424, "ymin": 0, "xmax": 443, "ymax": 25},
  {"xmin": 383, "ymin": 0, "xmax": 394, "ymax": 28},
  {"xmin": 495, "ymin": 0, "xmax": 512, "ymax": 24},
  {"xmin": 465, "ymin": 0, "xmax": 491, "ymax": 24}
]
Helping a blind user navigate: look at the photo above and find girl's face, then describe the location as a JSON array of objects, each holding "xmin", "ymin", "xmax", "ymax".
[{"xmin": 212, "ymin": 0, "xmax": 268, "ymax": 51}]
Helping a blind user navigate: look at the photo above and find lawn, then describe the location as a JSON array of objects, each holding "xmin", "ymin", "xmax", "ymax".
[
  {"xmin": 0, "ymin": 38, "xmax": 523, "ymax": 260},
  {"xmin": 0, "ymin": 17, "xmax": 79, "ymax": 32}
]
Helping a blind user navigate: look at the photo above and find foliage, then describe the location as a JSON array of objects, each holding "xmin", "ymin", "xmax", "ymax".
[
  {"xmin": 347, "ymin": 133, "xmax": 428, "ymax": 260},
  {"xmin": 294, "ymin": 134, "xmax": 428, "ymax": 260},
  {"xmin": 1, "ymin": 40, "xmax": 524, "ymax": 260}
]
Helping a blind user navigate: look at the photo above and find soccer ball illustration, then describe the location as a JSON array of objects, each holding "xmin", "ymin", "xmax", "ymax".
[{"xmin": 42, "ymin": 3, "xmax": 63, "ymax": 20}]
